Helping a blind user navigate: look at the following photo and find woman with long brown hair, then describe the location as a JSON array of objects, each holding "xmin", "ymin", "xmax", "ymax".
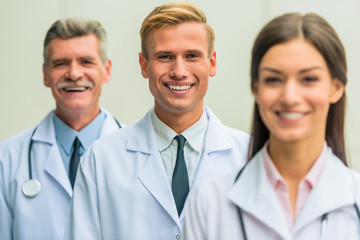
[{"xmin": 183, "ymin": 13, "xmax": 360, "ymax": 240}]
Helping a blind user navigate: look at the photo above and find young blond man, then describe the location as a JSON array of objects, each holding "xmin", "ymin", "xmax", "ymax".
[{"xmin": 65, "ymin": 2, "xmax": 248, "ymax": 240}]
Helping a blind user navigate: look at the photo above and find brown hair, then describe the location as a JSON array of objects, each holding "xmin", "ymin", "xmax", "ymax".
[
  {"xmin": 249, "ymin": 13, "xmax": 347, "ymax": 165},
  {"xmin": 139, "ymin": 1, "xmax": 215, "ymax": 59}
]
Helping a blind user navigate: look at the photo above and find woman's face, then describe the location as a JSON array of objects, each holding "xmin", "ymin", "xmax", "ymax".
[{"xmin": 253, "ymin": 39, "xmax": 344, "ymax": 144}]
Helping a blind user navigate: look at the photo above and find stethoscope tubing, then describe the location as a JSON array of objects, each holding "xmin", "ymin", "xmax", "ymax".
[
  {"xmin": 28, "ymin": 127, "xmax": 37, "ymax": 179},
  {"xmin": 23, "ymin": 118, "xmax": 122, "ymax": 198}
]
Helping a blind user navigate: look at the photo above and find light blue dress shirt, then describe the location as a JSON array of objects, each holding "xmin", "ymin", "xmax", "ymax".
[{"xmin": 53, "ymin": 110, "xmax": 106, "ymax": 175}]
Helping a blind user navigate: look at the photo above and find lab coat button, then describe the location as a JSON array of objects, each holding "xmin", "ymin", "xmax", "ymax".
[{"xmin": 176, "ymin": 235, "xmax": 181, "ymax": 239}]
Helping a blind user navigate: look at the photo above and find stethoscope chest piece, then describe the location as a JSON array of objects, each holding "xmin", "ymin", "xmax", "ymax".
[{"xmin": 22, "ymin": 179, "xmax": 41, "ymax": 198}]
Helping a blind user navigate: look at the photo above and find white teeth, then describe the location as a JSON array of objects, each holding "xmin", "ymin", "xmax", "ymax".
[
  {"xmin": 168, "ymin": 85, "xmax": 191, "ymax": 91},
  {"xmin": 279, "ymin": 112, "xmax": 304, "ymax": 120},
  {"xmin": 64, "ymin": 87, "xmax": 87, "ymax": 91}
]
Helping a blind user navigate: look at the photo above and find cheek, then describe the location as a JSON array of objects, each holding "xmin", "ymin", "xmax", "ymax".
[
  {"xmin": 190, "ymin": 62, "xmax": 210, "ymax": 76},
  {"xmin": 307, "ymin": 88, "xmax": 332, "ymax": 111},
  {"xmin": 147, "ymin": 63, "xmax": 164, "ymax": 78},
  {"xmin": 312, "ymin": 95, "xmax": 331, "ymax": 115},
  {"xmin": 255, "ymin": 89, "xmax": 274, "ymax": 111}
]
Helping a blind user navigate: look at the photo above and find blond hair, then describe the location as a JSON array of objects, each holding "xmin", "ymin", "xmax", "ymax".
[{"xmin": 140, "ymin": 1, "xmax": 215, "ymax": 59}]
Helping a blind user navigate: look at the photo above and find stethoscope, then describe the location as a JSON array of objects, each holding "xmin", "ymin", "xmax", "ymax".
[
  {"xmin": 234, "ymin": 165, "xmax": 360, "ymax": 240},
  {"xmin": 22, "ymin": 118, "xmax": 122, "ymax": 198}
]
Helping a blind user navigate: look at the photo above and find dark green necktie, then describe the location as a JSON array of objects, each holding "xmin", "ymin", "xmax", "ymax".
[
  {"xmin": 172, "ymin": 135, "xmax": 189, "ymax": 216},
  {"xmin": 69, "ymin": 137, "xmax": 80, "ymax": 189}
]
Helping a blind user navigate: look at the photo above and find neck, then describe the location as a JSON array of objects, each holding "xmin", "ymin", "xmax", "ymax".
[
  {"xmin": 154, "ymin": 104, "xmax": 204, "ymax": 134},
  {"xmin": 268, "ymin": 137, "xmax": 324, "ymax": 183},
  {"xmin": 55, "ymin": 106, "xmax": 100, "ymax": 131},
  {"xmin": 268, "ymin": 136, "xmax": 324, "ymax": 219}
]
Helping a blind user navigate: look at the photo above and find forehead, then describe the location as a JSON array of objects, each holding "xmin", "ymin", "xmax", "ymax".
[
  {"xmin": 147, "ymin": 22, "xmax": 209, "ymax": 54},
  {"xmin": 46, "ymin": 34, "xmax": 101, "ymax": 60},
  {"xmin": 260, "ymin": 39, "xmax": 327, "ymax": 70}
]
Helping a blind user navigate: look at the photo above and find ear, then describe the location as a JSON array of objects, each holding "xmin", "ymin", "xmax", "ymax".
[
  {"xmin": 329, "ymin": 78, "xmax": 344, "ymax": 104},
  {"xmin": 43, "ymin": 64, "xmax": 51, "ymax": 87},
  {"xmin": 209, "ymin": 50, "xmax": 217, "ymax": 77},
  {"xmin": 102, "ymin": 59, "xmax": 112, "ymax": 84},
  {"xmin": 252, "ymin": 81, "xmax": 260, "ymax": 104},
  {"xmin": 139, "ymin": 52, "xmax": 149, "ymax": 78}
]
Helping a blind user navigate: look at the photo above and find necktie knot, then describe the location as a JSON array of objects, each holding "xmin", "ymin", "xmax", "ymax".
[
  {"xmin": 73, "ymin": 137, "xmax": 80, "ymax": 152},
  {"xmin": 175, "ymin": 135, "xmax": 186, "ymax": 150}
]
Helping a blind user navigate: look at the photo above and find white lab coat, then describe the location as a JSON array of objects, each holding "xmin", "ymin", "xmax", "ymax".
[
  {"xmin": 0, "ymin": 108, "xmax": 121, "ymax": 240},
  {"xmin": 183, "ymin": 147, "xmax": 360, "ymax": 240},
  {"xmin": 64, "ymin": 106, "xmax": 249, "ymax": 240}
]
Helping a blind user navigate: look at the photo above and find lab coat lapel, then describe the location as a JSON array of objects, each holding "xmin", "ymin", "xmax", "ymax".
[
  {"xmin": 228, "ymin": 151, "xmax": 291, "ymax": 240},
  {"xmin": 294, "ymin": 149, "xmax": 355, "ymax": 233},
  {"xmin": 138, "ymin": 151, "xmax": 180, "ymax": 227},
  {"xmin": 131, "ymin": 111, "xmax": 180, "ymax": 227},
  {"xmin": 192, "ymin": 107, "xmax": 244, "ymax": 188},
  {"xmin": 33, "ymin": 112, "xmax": 72, "ymax": 196}
]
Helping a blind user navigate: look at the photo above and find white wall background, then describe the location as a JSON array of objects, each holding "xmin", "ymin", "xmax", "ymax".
[{"xmin": 1, "ymin": 0, "xmax": 359, "ymax": 170}]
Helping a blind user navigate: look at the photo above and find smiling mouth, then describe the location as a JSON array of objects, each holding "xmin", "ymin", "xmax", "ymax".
[
  {"xmin": 63, "ymin": 86, "xmax": 90, "ymax": 92},
  {"xmin": 278, "ymin": 112, "xmax": 305, "ymax": 120},
  {"xmin": 57, "ymin": 81, "xmax": 94, "ymax": 92},
  {"xmin": 166, "ymin": 84, "xmax": 193, "ymax": 91}
]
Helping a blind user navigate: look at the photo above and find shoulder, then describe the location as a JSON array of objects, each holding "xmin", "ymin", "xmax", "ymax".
[
  {"xmin": 0, "ymin": 128, "xmax": 35, "ymax": 180},
  {"xmin": 224, "ymin": 126, "xmax": 250, "ymax": 143},
  {"xmin": 101, "ymin": 107, "xmax": 126, "ymax": 128},
  {"xmin": 205, "ymin": 106, "xmax": 250, "ymax": 144},
  {"xmin": 89, "ymin": 112, "xmax": 152, "ymax": 152},
  {"xmin": 329, "ymin": 152, "xmax": 360, "ymax": 201},
  {"xmin": 347, "ymin": 168, "xmax": 360, "ymax": 186},
  {"xmin": 346, "ymin": 168, "xmax": 360, "ymax": 204},
  {"xmin": 0, "ymin": 128, "xmax": 34, "ymax": 154}
]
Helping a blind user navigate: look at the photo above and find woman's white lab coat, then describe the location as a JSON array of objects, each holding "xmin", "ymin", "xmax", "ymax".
[
  {"xmin": 0, "ymin": 108, "xmax": 120, "ymax": 240},
  {"xmin": 183, "ymin": 147, "xmax": 360, "ymax": 240}
]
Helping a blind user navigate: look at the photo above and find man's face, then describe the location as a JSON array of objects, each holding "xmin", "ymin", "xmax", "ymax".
[
  {"xmin": 139, "ymin": 22, "xmax": 216, "ymax": 123},
  {"xmin": 43, "ymin": 34, "xmax": 111, "ymax": 119}
]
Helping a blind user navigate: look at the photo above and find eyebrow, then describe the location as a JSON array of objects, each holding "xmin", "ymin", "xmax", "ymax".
[
  {"xmin": 185, "ymin": 49, "xmax": 204, "ymax": 55},
  {"xmin": 260, "ymin": 66, "xmax": 324, "ymax": 75},
  {"xmin": 50, "ymin": 58, "xmax": 68, "ymax": 65},
  {"xmin": 50, "ymin": 56, "xmax": 96, "ymax": 64},
  {"xmin": 153, "ymin": 49, "xmax": 205, "ymax": 56},
  {"xmin": 153, "ymin": 51, "xmax": 172, "ymax": 57}
]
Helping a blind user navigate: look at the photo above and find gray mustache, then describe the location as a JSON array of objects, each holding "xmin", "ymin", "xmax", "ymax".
[{"xmin": 56, "ymin": 80, "xmax": 94, "ymax": 90}]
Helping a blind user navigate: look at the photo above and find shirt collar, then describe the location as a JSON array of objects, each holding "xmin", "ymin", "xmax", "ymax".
[
  {"xmin": 263, "ymin": 141, "xmax": 328, "ymax": 189},
  {"xmin": 53, "ymin": 110, "xmax": 106, "ymax": 154},
  {"xmin": 150, "ymin": 108, "xmax": 208, "ymax": 152}
]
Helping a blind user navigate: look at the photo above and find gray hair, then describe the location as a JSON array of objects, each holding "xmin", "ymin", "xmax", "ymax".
[{"xmin": 43, "ymin": 17, "xmax": 108, "ymax": 67}]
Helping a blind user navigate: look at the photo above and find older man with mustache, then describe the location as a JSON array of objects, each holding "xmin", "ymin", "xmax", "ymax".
[{"xmin": 0, "ymin": 17, "xmax": 124, "ymax": 240}]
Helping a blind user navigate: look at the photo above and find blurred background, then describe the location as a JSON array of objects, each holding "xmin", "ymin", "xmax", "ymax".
[{"xmin": 1, "ymin": 0, "xmax": 359, "ymax": 170}]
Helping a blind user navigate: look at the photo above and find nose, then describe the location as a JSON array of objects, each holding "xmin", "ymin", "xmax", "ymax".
[
  {"xmin": 280, "ymin": 79, "xmax": 301, "ymax": 107},
  {"xmin": 169, "ymin": 57, "xmax": 188, "ymax": 80},
  {"xmin": 67, "ymin": 62, "xmax": 83, "ymax": 81}
]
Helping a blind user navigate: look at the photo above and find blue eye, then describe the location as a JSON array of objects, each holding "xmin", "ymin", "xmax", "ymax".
[
  {"xmin": 159, "ymin": 55, "xmax": 171, "ymax": 60},
  {"xmin": 187, "ymin": 54, "xmax": 198, "ymax": 59}
]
